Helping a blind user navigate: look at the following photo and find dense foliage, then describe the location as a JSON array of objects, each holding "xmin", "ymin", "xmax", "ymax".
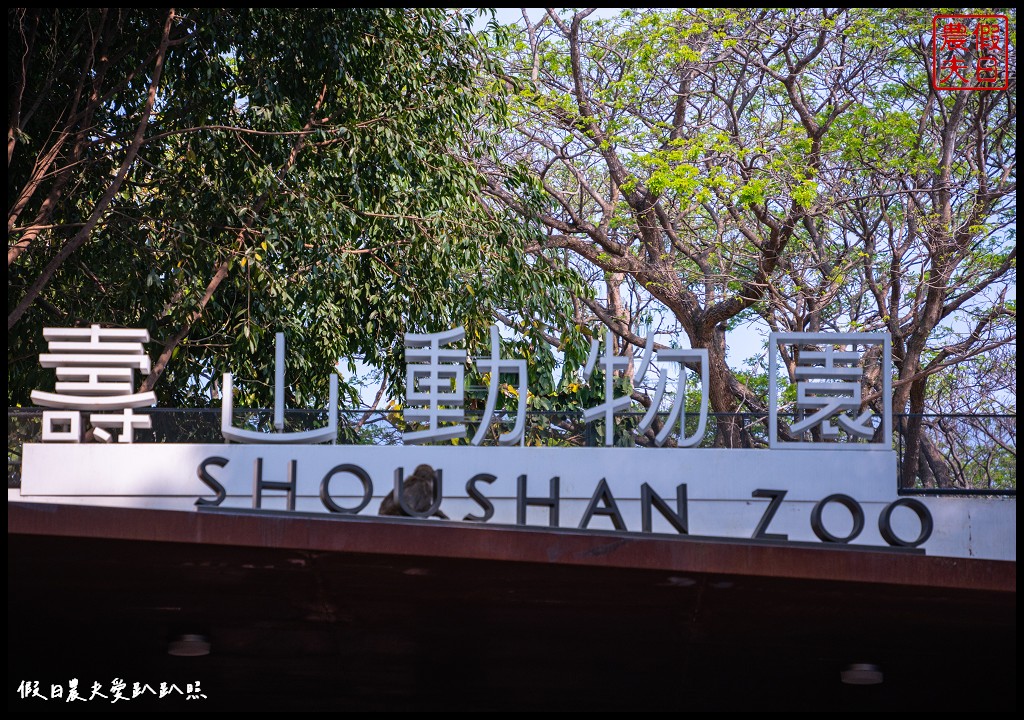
[
  {"xmin": 8, "ymin": 8, "xmax": 583, "ymax": 408},
  {"xmin": 478, "ymin": 8, "xmax": 1015, "ymax": 484}
]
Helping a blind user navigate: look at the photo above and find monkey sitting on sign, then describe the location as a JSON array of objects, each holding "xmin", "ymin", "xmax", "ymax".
[{"xmin": 378, "ymin": 463, "xmax": 449, "ymax": 519}]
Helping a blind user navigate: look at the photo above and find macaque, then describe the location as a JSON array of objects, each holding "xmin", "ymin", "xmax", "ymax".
[{"xmin": 378, "ymin": 463, "xmax": 449, "ymax": 519}]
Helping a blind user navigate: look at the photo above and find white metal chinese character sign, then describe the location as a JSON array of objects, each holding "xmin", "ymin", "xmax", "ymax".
[
  {"xmin": 221, "ymin": 332, "xmax": 338, "ymax": 444},
  {"xmin": 402, "ymin": 325, "xmax": 528, "ymax": 445},
  {"xmin": 768, "ymin": 332, "xmax": 892, "ymax": 450},
  {"xmin": 398, "ymin": 326, "xmax": 709, "ymax": 448},
  {"xmin": 582, "ymin": 330, "xmax": 709, "ymax": 447},
  {"xmin": 28, "ymin": 325, "xmax": 888, "ymax": 454},
  {"xmin": 472, "ymin": 325, "xmax": 527, "ymax": 446},
  {"xmin": 581, "ymin": 329, "xmax": 632, "ymax": 445},
  {"xmin": 30, "ymin": 325, "xmax": 156, "ymax": 443},
  {"xmin": 403, "ymin": 328, "xmax": 469, "ymax": 444}
]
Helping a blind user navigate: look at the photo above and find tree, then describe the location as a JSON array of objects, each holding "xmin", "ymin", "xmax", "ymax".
[
  {"xmin": 818, "ymin": 10, "xmax": 1016, "ymax": 485},
  {"xmin": 8, "ymin": 8, "xmax": 580, "ymax": 409},
  {"xmin": 478, "ymin": 8, "xmax": 1015, "ymax": 472},
  {"xmin": 916, "ymin": 345, "xmax": 1015, "ymax": 489}
]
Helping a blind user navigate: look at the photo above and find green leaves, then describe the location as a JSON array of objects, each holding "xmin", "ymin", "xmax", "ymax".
[
  {"xmin": 737, "ymin": 179, "xmax": 769, "ymax": 208},
  {"xmin": 8, "ymin": 8, "xmax": 583, "ymax": 411},
  {"xmin": 472, "ymin": 6, "xmax": 1016, "ymax": 457}
]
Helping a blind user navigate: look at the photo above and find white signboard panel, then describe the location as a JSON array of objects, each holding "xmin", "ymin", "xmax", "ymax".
[
  {"xmin": 18, "ymin": 443, "xmax": 932, "ymax": 548},
  {"xmin": 16, "ymin": 326, "xmax": 1014, "ymax": 562}
]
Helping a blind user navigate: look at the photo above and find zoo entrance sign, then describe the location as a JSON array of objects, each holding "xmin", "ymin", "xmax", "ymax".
[{"xmin": 17, "ymin": 325, "xmax": 933, "ymax": 552}]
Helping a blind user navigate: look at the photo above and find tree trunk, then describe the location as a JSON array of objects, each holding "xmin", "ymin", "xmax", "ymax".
[{"xmin": 698, "ymin": 322, "xmax": 742, "ymax": 448}]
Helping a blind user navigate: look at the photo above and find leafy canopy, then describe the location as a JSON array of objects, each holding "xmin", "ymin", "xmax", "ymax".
[{"xmin": 8, "ymin": 8, "xmax": 584, "ymax": 408}]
